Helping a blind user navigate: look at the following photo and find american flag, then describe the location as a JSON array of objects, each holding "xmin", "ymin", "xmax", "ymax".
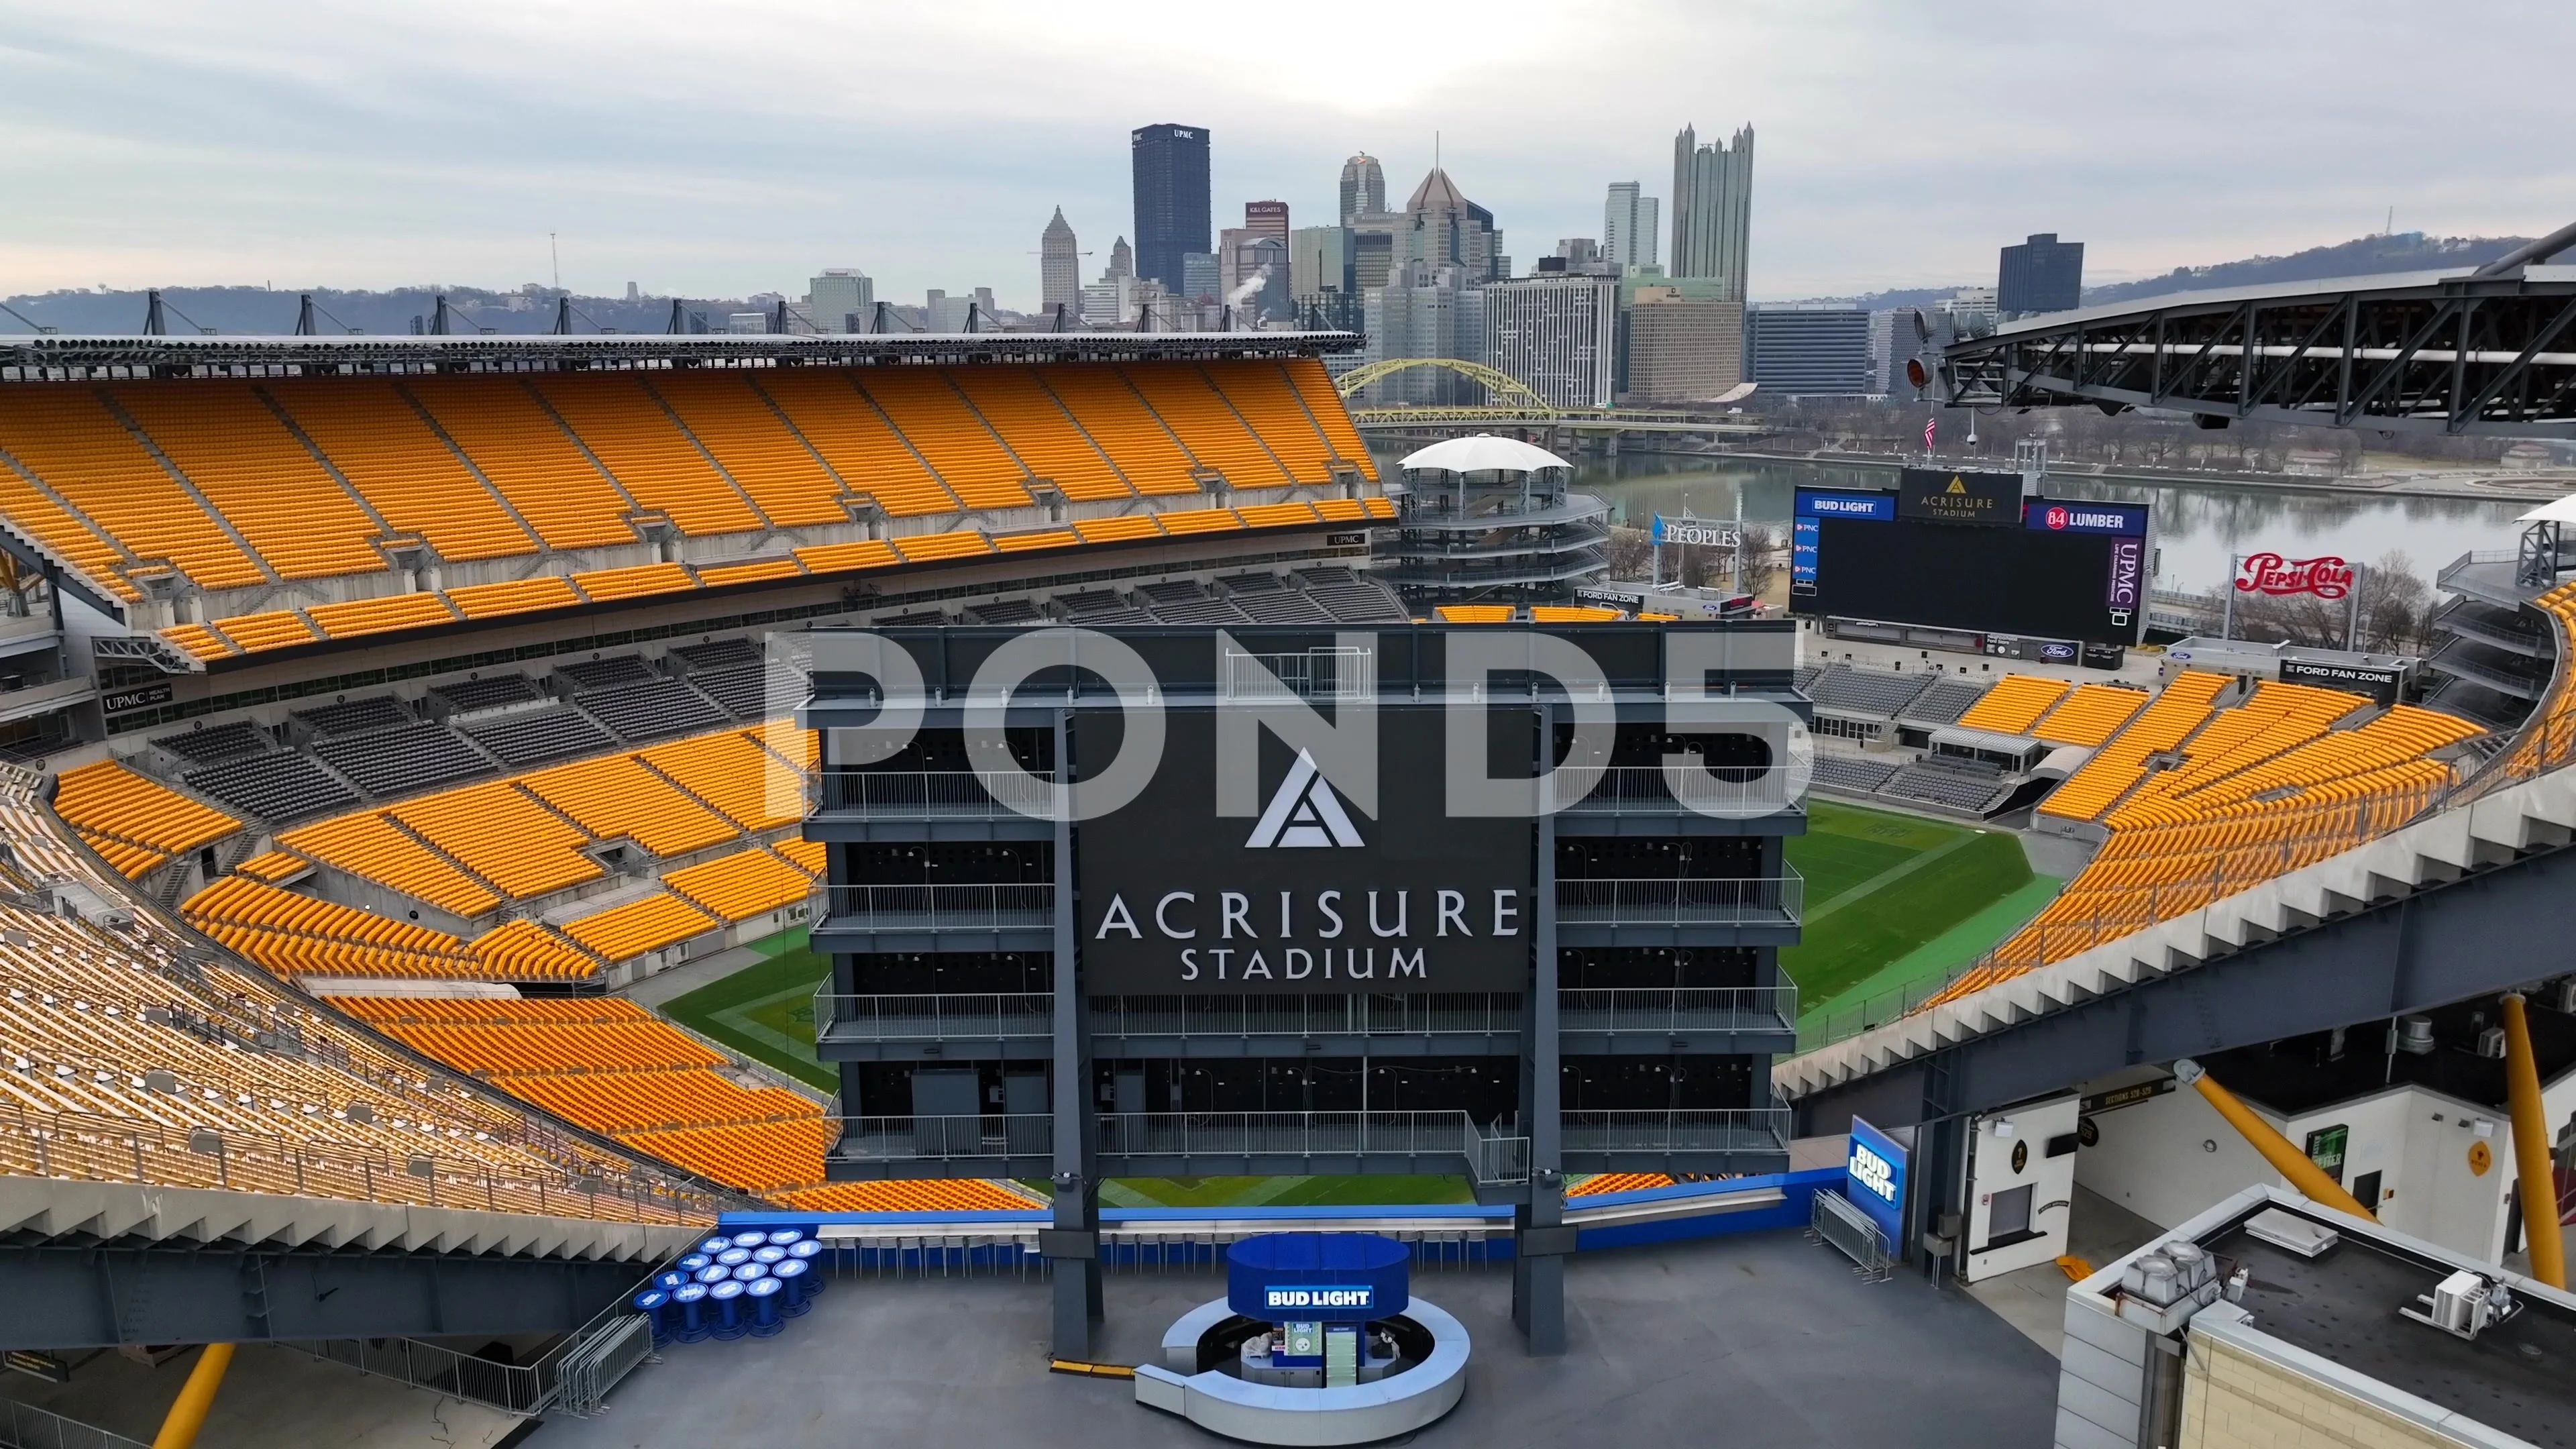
[{"xmin": 1923, "ymin": 417, "xmax": 1937, "ymax": 453}]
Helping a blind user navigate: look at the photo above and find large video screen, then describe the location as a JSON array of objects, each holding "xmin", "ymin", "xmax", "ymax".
[{"xmin": 1791, "ymin": 488, "xmax": 2147, "ymax": 645}]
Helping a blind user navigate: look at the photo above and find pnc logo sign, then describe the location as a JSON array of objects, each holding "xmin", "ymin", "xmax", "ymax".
[{"xmin": 1245, "ymin": 750, "xmax": 1364, "ymax": 849}]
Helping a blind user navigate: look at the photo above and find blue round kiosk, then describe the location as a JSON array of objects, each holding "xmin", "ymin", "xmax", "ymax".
[{"xmin": 1132, "ymin": 1232, "xmax": 1468, "ymax": 1446}]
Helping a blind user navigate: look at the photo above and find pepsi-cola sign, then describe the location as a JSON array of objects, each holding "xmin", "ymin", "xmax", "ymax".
[{"xmin": 2235, "ymin": 552, "xmax": 2355, "ymax": 600}]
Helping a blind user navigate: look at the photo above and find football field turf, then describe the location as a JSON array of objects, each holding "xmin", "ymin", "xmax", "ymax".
[
  {"xmin": 657, "ymin": 926, "xmax": 837, "ymax": 1089},
  {"xmin": 1780, "ymin": 800, "xmax": 2044, "ymax": 1014}
]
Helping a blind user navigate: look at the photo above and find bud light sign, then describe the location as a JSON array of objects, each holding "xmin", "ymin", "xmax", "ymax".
[
  {"xmin": 1846, "ymin": 1116, "xmax": 1908, "ymax": 1248},
  {"xmin": 1265, "ymin": 1286, "xmax": 1373, "ymax": 1311}
]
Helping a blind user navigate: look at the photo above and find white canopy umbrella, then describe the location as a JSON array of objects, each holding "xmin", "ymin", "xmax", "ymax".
[
  {"xmin": 2516, "ymin": 494, "xmax": 2576, "ymax": 523},
  {"xmin": 1397, "ymin": 434, "xmax": 1572, "ymax": 474}
]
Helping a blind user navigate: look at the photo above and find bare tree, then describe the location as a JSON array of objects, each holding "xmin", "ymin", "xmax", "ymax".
[{"xmin": 1603, "ymin": 525, "xmax": 1652, "ymax": 581}]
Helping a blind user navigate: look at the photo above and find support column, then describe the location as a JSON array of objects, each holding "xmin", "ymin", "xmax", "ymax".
[
  {"xmin": 1045, "ymin": 711, "xmax": 1103, "ymax": 1356},
  {"xmin": 1513, "ymin": 708, "xmax": 1567, "ymax": 1355},
  {"xmin": 151, "ymin": 1344, "xmax": 233, "ymax": 1449},
  {"xmin": 2500, "ymin": 994, "xmax": 2565, "ymax": 1289}
]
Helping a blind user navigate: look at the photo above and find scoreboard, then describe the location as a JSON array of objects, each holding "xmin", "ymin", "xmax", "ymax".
[{"xmin": 1790, "ymin": 470, "xmax": 2149, "ymax": 647}]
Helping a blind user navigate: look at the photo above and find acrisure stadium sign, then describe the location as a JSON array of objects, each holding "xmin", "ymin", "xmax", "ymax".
[{"xmin": 1078, "ymin": 708, "xmax": 1536, "ymax": 995}]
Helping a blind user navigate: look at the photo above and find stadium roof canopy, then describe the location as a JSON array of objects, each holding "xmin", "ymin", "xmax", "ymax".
[{"xmin": 0, "ymin": 329, "xmax": 1363, "ymax": 380}]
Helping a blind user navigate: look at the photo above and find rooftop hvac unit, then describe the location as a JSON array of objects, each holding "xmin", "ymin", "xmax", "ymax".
[
  {"xmin": 2394, "ymin": 1016, "xmax": 2436, "ymax": 1055},
  {"xmin": 2401, "ymin": 1269, "xmax": 2518, "ymax": 1341}
]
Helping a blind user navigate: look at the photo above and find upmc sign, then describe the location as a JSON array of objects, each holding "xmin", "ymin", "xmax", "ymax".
[{"xmin": 1079, "ymin": 708, "xmax": 1536, "ymax": 995}]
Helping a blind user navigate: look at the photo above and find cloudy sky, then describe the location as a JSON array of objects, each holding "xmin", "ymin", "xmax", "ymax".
[{"xmin": 3, "ymin": 0, "xmax": 2567, "ymax": 307}]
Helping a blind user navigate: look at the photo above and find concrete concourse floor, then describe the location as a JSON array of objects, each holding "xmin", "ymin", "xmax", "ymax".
[
  {"xmin": 1962, "ymin": 1185, "xmax": 2166, "ymax": 1359},
  {"xmin": 533, "ymin": 1226, "xmax": 2060, "ymax": 1448}
]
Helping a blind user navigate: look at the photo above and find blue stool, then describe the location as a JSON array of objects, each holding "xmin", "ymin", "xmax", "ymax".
[
  {"xmin": 717, "ymin": 1246, "xmax": 753, "ymax": 1269},
  {"xmin": 678, "ymin": 1253, "xmax": 711, "ymax": 1274},
  {"xmin": 773, "ymin": 1257, "xmax": 812, "ymax": 1316},
  {"xmin": 752, "ymin": 1244, "xmax": 788, "ymax": 1268},
  {"xmin": 699, "ymin": 1236, "xmax": 733, "ymax": 1256},
  {"xmin": 655, "ymin": 1269, "xmax": 689, "ymax": 1293},
  {"xmin": 765, "ymin": 1228, "xmax": 806, "ymax": 1247},
  {"xmin": 672, "ymin": 1281, "xmax": 711, "ymax": 1343},
  {"xmin": 632, "ymin": 1287, "xmax": 672, "ymax": 1345},
  {"xmin": 732, "ymin": 1260, "xmax": 769, "ymax": 1283},
  {"xmin": 731, "ymin": 1230, "xmax": 767, "ymax": 1250},
  {"xmin": 694, "ymin": 1263, "xmax": 731, "ymax": 1286},
  {"xmin": 746, "ymin": 1275, "xmax": 786, "ymax": 1338},
  {"xmin": 708, "ymin": 1278, "xmax": 749, "ymax": 1341}
]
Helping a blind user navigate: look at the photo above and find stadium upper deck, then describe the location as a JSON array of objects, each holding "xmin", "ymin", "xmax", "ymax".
[{"xmin": 0, "ymin": 333, "xmax": 1385, "ymax": 712}]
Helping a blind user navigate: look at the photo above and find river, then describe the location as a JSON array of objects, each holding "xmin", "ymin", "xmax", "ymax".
[{"xmin": 1372, "ymin": 448, "xmax": 2536, "ymax": 595}]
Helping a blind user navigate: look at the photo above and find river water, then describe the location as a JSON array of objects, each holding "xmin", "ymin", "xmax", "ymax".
[{"xmin": 1376, "ymin": 448, "xmax": 2535, "ymax": 595}]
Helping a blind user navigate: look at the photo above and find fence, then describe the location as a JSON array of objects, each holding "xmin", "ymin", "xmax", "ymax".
[
  {"xmin": 1089, "ymin": 992, "xmax": 1524, "ymax": 1038},
  {"xmin": 1220, "ymin": 647, "xmax": 1375, "ymax": 702},
  {"xmin": 1091, "ymin": 1110, "xmax": 1530, "ymax": 1185},
  {"xmin": 1558, "ymin": 987, "xmax": 1796, "ymax": 1035},
  {"xmin": 282, "ymin": 1276, "xmax": 663, "ymax": 1417},
  {"xmin": 815, "ymin": 769, "xmax": 1056, "ymax": 816},
  {"xmin": 0, "ymin": 1395, "xmax": 150, "ymax": 1449},
  {"xmin": 1556, "ymin": 873, "xmax": 1804, "ymax": 926},
  {"xmin": 1558, "ymin": 765, "xmax": 1799, "ymax": 817},
  {"xmin": 1557, "ymin": 1108, "xmax": 1792, "ymax": 1157},
  {"xmin": 1809, "ymin": 1187, "xmax": 1893, "ymax": 1282},
  {"xmin": 822, "ymin": 885, "xmax": 1053, "ymax": 930},
  {"xmin": 830, "ymin": 1114, "xmax": 1053, "ymax": 1163},
  {"xmin": 0, "ymin": 1101, "xmax": 714, "ymax": 1224},
  {"xmin": 815, "ymin": 992, "xmax": 1053, "ymax": 1040}
]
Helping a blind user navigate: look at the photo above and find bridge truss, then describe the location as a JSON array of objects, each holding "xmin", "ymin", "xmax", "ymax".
[
  {"xmin": 1334, "ymin": 357, "xmax": 1760, "ymax": 434},
  {"xmin": 1935, "ymin": 263, "xmax": 2576, "ymax": 438}
]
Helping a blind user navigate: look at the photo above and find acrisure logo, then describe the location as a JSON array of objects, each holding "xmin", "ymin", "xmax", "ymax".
[{"xmin": 1245, "ymin": 749, "xmax": 1364, "ymax": 849}]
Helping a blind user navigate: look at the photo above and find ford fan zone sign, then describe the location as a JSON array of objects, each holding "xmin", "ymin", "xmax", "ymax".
[{"xmin": 2234, "ymin": 552, "xmax": 2356, "ymax": 600}]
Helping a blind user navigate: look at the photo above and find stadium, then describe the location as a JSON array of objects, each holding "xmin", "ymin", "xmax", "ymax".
[{"xmin": 0, "ymin": 322, "xmax": 2572, "ymax": 1448}]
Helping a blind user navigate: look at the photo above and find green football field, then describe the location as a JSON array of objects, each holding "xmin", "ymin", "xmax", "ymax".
[
  {"xmin": 652, "ymin": 800, "xmax": 2058, "ymax": 1206},
  {"xmin": 1781, "ymin": 799, "xmax": 2055, "ymax": 1028}
]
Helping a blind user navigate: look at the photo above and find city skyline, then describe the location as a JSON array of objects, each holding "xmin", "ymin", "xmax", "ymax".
[{"xmin": 2, "ymin": 1, "xmax": 2567, "ymax": 307}]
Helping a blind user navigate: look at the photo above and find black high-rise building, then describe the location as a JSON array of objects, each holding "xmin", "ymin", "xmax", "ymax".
[
  {"xmin": 1131, "ymin": 122, "xmax": 1212, "ymax": 297},
  {"xmin": 1997, "ymin": 232, "xmax": 2084, "ymax": 317}
]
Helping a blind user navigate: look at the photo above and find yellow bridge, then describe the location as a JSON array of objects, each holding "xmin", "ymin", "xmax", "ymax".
[{"xmin": 1332, "ymin": 358, "xmax": 1764, "ymax": 435}]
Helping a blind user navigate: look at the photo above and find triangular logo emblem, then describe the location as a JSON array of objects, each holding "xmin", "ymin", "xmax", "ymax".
[
  {"xmin": 1945, "ymin": 477, "xmax": 1968, "ymax": 494},
  {"xmin": 1245, "ymin": 749, "xmax": 1364, "ymax": 849}
]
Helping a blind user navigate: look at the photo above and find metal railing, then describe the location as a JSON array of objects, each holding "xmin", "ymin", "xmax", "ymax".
[
  {"xmin": 830, "ymin": 1114, "xmax": 1053, "ymax": 1162},
  {"xmin": 0, "ymin": 1102, "xmax": 716, "ymax": 1224},
  {"xmin": 0, "ymin": 1395, "xmax": 150, "ymax": 1449},
  {"xmin": 1810, "ymin": 1187, "xmax": 1894, "ymax": 1282},
  {"xmin": 814, "ymin": 992, "xmax": 1053, "ymax": 1040},
  {"xmin": 822, "ymin": 884, "xmax": 1054, "ymax": 931},
  {"xmin": 1557, "ymin": 1108, "xmax": 1793, "ymax": 1156},
  {"xmin": 1089, "ymin": 992, "xmax": 1523, "ymax": 1038},
  {"xmin": 1094, "ymin": 1110, "xmax": 1523, "ymax": 1182},
  {"xmin": 1558, "ymin": 987, "xmax": 1797, "ymax": 1035},
  {"xmin": 1556, "ymin": 872, "xmax": 1804, "ymax": 926},
  {"xmin": 1220, "ymin": 646, "xmax": 1376, "ymax": 701},
  {"xmin": 284, "ymin": 1282, "xmax": 659, "ymax": 1417},
  {"xmin": 814, "ymin": 769, "xmax": 1056, "ymax": 817},
  {"xmin": 1558, "ymin": 765, "xmax": 1799, "ymax": 816}
]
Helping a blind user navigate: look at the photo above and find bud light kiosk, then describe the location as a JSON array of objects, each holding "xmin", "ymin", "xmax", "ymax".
[{"xmin": 1133, "ymin": 1231, "xmax": 1468, "ymax": 1444}]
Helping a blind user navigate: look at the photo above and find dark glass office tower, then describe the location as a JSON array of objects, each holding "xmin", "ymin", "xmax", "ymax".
[
  {"xmin": 1997, "ymin": 233, "xmax": 2085, "ymax": 317},
  {"xmin": 1132, "ymin": 123, "xmax": 1212, "ymax": 297}
]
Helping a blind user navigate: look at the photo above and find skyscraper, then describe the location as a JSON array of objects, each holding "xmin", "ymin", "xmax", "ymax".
[
  {"xmin": 1670, "ymin": 123, "xmax": 1754, "ymax": 301},
  {"xmin": 1106, "ymin": 236, "xmax": 1133, "ymax": 282},
  {"xmin": 1039, "ymin": 209, "xmax": 1080, "ymax": 313},
  {"xmin": 1338, "ymin": 154, "xmax": 1385, "ymax": 224},
  {"xmin": 1401, "ymin": 167, "xmax": 1502, "ymax": 284},
  {"xmin": 1603, "ymin": 182, "xmax": 1659, "ymax": 272},
  {"xmin": 808, "ymin": 269, "xmax": 873, "ymax": 333},
  {"xmin": 1997, "ymin": 233, "xmax": 2085, "ymax": 317},
  {"xmin": 1131, "ymin": 123, "xmax": 1212, "ymax": 297},
  {"xmin": 1485, "ymin": 276, "xmax": 1619, "ymax": 409}
]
